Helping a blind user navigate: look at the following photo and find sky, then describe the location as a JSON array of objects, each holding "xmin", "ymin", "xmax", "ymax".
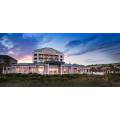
[{"xmin": 0, "ymin": 33, "xmax": 120, "ymax": 65}]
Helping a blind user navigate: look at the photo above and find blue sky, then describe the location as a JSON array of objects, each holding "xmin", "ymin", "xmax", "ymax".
[{"xmin": 0, "ymin": 33, "xmax": 120, "ymax": 65}]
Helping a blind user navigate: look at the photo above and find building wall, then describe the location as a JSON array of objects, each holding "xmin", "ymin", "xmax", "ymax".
[
  {"xmin": 5, "ymin": 64, "xmax": 119, "ymax": 75},
  {"xmin": 0, "ymin": 55, "xmax": 17, "ymax": 65},
  {"xmin": 0, "ymin": 55, "xmax": 17, "ymax": 74},
  {"xmin": 33, "ymin": 52, "xmax": 64, "ymax": 63},
  {"xmin": 33, "ymin": 49, "xmax": 64, "ymax": 63},
  {"xmin": 6, "ymin": 64, "xmax": 63, "ymax": 75},
  {"xmin": 6, "ymin": 65, "xmax": 45, "ymax": 74}
]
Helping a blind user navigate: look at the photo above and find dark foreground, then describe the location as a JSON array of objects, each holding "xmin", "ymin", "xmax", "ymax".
[{"xmin": 0, "ymin": 74, "xmax": 120, "ymax": 87}]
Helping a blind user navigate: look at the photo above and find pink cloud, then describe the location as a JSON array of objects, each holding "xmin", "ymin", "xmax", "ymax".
[{"xmin": 18, "ymin": 55, "xmax": 32, "ymax": 63}]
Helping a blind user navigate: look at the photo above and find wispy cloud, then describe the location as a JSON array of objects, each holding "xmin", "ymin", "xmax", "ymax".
[
  {"xmin": 65, "ymin": 35, "xmax": 97, "ymax": 48},
  {"xmin": 0, "ymin": 37, "xmax": 14, "ymax": 49},
  {"xmin": 65, "ymin": 35, "xmax": 120, "ymax": 59},
  {"xmin": 0, "ymin": 33, "xmax": 120, "ymax": 64},
  {"xmin": 0, "ymin": 33, "xmax": 57, "ymax": 62}
]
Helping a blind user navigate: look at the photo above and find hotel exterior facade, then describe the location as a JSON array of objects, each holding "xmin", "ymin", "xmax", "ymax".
[
  {"xmin": 3, "ymin": 48, "xmax": 89, "ymax": 75},
  {"xmin": 33, "ymin": 48, "xmax": 64, "ymax": 63},
  {"xmin": 2, "ymin": 48, "xmax": 120, "ymax": 75}
]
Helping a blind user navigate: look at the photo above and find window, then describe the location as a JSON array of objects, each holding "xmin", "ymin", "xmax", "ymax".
[
  {"xmin": 60, "ymin": 59, "xmax": 63, "ymax": 62},
  {"xmin": 34, "ymin": 54, "xmax": 37, "ymax": 56}
]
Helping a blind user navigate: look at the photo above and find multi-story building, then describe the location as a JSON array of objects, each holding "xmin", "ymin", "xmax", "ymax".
[
  {"xmin": 5, "ymin": 48, "xmax": 64, "ymax": 75},
  {"xmin": 2, "ymin": 48, "xmax": 120, "ymax": 75},
  {"xmin": 33, "ymin": 48, "xmax": 64, "ymax": 63}
]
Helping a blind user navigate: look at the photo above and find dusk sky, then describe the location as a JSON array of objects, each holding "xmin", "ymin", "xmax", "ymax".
[{"xmin": 0, "ymin": 33, "xmax": 120, "ymax": 65}]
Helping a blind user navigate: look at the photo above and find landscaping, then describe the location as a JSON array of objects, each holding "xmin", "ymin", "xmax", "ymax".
[{"xmin": 0, "ymin": 73, "xmax": 120, "ymax": 87}]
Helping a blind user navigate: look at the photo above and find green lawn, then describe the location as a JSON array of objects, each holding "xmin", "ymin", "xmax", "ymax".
[{"xmin": 0, "ymin": 73, "xmax": 120, "ymax": 87}]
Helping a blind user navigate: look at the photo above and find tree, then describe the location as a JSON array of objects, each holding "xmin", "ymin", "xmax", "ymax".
[{"xmin": 0, "ymin": 58, "xmax": 10, "ymax": 74}]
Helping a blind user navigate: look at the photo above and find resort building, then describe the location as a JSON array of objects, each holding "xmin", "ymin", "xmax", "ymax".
[
  {"xmin": 4, "ymin": 48, "xmax": 64, "ymax": 75},
  {"xmin": 1, "ymin": 48, "xmax": 120, "ymax": 75}
]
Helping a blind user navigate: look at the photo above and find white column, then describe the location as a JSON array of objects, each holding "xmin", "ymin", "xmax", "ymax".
[
  {"xmin": 47, "ymin": 64, "xmax": 49, "ymax": 75},
  {"xmin": 70, "ymin": 66, "xmax": 73, "ymax": 74},
  {"xmin": 70, "ymin": 66, "xmax": 72, "ymax": 74},
  {"xmin": 60, "ymin": 64, "xmax": 62, "ymax": 75}
]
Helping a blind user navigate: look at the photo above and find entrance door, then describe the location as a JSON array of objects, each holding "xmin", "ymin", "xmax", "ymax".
[{"xmin": 38, "ymin": 66, "xmax": 44, "ymax": 74}]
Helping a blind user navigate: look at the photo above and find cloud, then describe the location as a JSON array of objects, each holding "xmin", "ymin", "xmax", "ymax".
[
  {"xmin": 0, "ymin": 37, "xmax": 14, "ymax": 49},
  {"xmin": 65, "ymin": 35, "xmax": 97, "ymax": 48},
  {"xmin": 8, "ymin": 51, "xmax": 15, "ymax": 55},
  {"xmin": 18, "ymin": 55, "xmax": 32, "ymax": 63},
  {"xmin": 0, "ymin": 33, "xmax": 55, "ymax": 61},
  {"xmin": 0, "ymin": 33, "xmax": 120, "ymax": 64},
  {"xmin": 64, "ymin": 34, "xmax": 120, "ymax": 64},
  {"xmin": 66, "ymin": 35, "xmax": 120, "ymax": 59},
  {"xmin": 0, "ymin": 33, "xmax": 41, "ymax": 57},
  {"xmin": 85, "ymin": 58, "xmax": 105, "ymax": 63}
]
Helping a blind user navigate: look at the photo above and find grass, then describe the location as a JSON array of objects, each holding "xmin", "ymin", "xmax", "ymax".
[{"xmin": 0, "ymin": 73, "xmax": 120, "ymax": 87}]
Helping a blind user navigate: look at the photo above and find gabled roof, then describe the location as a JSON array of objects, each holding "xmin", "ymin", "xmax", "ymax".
[
  {"xmin": 34, "ymin": 47, "xmax": 63, "ymax": 54},
  {"xmin": 0, "ymin": 55, "xmax": 17, "ymax": 61}
]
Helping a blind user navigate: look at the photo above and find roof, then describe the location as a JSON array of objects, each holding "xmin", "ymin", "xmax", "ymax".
[
  {"xmin": 64, "ymin": 63, "xmax": 84, "ymax": 67},
  {"xmin": 13, "ymin": 63, "xmax": 45, "ymax": 66},
  {"xmin": 34, "ymin": 47, "xmax": 63, "ymax": 54},
  {"xmin": 45, "ymin": 61, "xmax": 65, "ymax": 65},
  {"xmin": 0, "ymin": 55, "xmax": 17, "ymax": 61}
]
